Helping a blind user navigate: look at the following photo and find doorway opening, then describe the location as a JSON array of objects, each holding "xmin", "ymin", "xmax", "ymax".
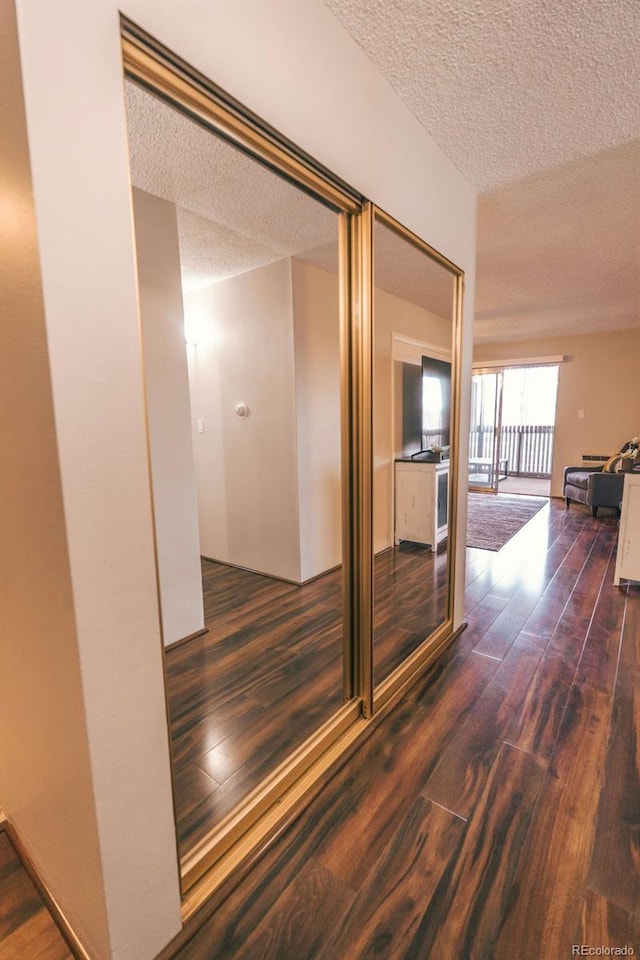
[{"xmin": 469, "ymin": 364, "xmax": 559, "ymax": 497}]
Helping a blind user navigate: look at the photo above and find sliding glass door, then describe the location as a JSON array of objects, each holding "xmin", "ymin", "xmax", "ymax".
[
  {"xmin": 469, "ymin": 370, "xmax": 503, "ymax": 492},
  {"xmin": 470, "ymin": 365, "xmax": 559, "ymax": 495}
]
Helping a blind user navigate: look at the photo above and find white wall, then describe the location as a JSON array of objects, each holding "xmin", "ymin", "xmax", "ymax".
[
  {"xmin": 11, "ymin": 4, "xmax": 184, "ymax": 959},
  {"xmin": 187, "ymin": 257, "xmax": 342, "ymax": 586},
  {"xmin": 292, "ymin": 259, "xmax": 342, "ymax": 582},
  {"xmin": 185, "ymin": 259, "xmax": 302, "ymax": 581},
  {"xmin": 132, "ymin": 188, "xmax": 204, "ymax": 646},
  {"xmin": 10, "ymin": 0, "xmax": 476, "ymax": 956},
  {"xmin": 374, "ymin": 288, "xmax": 454, "ymax": 552},
  {"xmin": 0, "ymin": 4, "xmax": 111, "ymax": 955}
]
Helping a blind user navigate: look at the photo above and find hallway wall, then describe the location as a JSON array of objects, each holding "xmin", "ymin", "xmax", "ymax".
[
  {"xmin": 9, "ymin": 1, "xmax": 477, "ymax": 956},
  {"xmin": 133, "ymin": 188, "xmax": 204, "ymax": 645},
  {"xmin": 0, "ymin": 3, "xmax": 115, "ymax": 956}
]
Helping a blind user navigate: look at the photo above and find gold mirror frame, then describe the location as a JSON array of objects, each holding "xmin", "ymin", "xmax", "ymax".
[
  {"xmin": 121, "ymin": 23, "xmax": 465, "ymax": 917},
  {"xmin": 362, "ymin": 205, "xmax": 464, "ymax": 715}
]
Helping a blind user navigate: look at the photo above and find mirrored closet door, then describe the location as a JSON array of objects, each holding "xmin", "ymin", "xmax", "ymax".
[
  {"xmin": 123, "ymin": 67, "xmax": 357, "ymax": 874},
  {"xmin": 370, "ymin": 210, "xmax": 460, "ymax": 702},
  {"xmin": 122, "ymin": 29, "xmax": 463, "ymax": 896}
]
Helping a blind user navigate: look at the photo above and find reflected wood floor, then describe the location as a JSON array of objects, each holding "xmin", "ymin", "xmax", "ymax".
[
  {"xmin": 170, "ymin": 499, "xmax": 640, "ymax": 960},
  {"xmin": 166, "ymin": 544, "xmax": 447, "ymax": 858},
  {"xmin": 165, "ymin": 559, "xmax": 344, "ymax": 858}
]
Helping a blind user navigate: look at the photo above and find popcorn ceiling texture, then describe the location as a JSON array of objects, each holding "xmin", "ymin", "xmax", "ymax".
[
  {"xmin": 125, "ymin": 82, "xmax": 336, "ymax": 292},
  {"xmin": 324, "ymin": 0, "xmax": 640, "ymax": 192},
  {"xmin": 325, "ymin": 0, "xmax": 640, "ymax": 341},
  {"xmin": 127, "ymin": 1, "xmax": 640, "ymax": 341},
  {"xmin": 475, "ymin": 140, "xmax": 640, "ymax": 342},
  {"xmin": 126, "ymin": 81, "xmax": 454, "ymax": 319}
]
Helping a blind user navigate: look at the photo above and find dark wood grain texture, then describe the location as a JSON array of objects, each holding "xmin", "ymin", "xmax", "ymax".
[
  {"xmin": 423, "ymin": 629, "xmax": 548, "ymax": 818},
  {"xmin": 229, "ymin": 859, "xmax": 353, "ymax": 960},
  {"xmin": 0, "ymin": 832, "xmax": 73, "ymax": 960},
  {"xmin": 577, "ymin": 890, "xmax": 640, "ymax": 954},
  {"xmin": 318, "ymin": 798, "xmax": 465, "ymax": 960},
  {"xmin": 313, "ymin": 653, "xmax": 497, "ymax": 889},
  {"xmin": 470, "ymin": 508, "xmax": 586, "ymax": 659},
  {"xmin": 157, "ymin": 500, "xmax": 635, "ymax": 960},
  {"xmin": 168, "ymin": 542, "xmax": 447, "ymax": 856},
  {"xmin": 5, "ymin": 500, "xmax": 635, "ymax": 960},
  {"xmin": 575, "ymin": 551, "xmax": 628, "ymax": 694},
  {"xmin": 588, "ymin": 580, "xmax": 640, "ymax": 915},
  {"xmin": 411, "ymin": 743, "xmax": 546, "ymax": 960},
  {"xmin": 493, "ymin": 682, "xmax": 613, "ymax": 960}
]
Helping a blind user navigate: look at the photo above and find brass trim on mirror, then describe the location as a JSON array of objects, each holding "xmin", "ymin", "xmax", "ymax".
[
  {"xmin": 369, "ymin": 205, "xmax": 464, "ymax": 707},
  {"xmin": 180, "ymin": 699, "xmax": 361, "ymax": 895},
  {"xmin": 358, "ymin": 203, "xmax": 374, "ymax": 717},
  {"xmin": 339, "ymin": 213, "xmax": 355, "ymax": 700},
  {"xmin": 121, "ymin": 25, "xmax": 466, "ymax": 916},
  {"xmin": 121, "ymin": 36, "xmax": 360, "ymax": 216},
  {"xmin": 447, "ymin": 272, "xmax": 465, "ymax": 617},
  {"xmin": 372, "ymin": 206, "xmax": 464, "ymax": 278},
  {"xmin": 372, "ymin": 619, "xmax": 462, "ymax": 712}
]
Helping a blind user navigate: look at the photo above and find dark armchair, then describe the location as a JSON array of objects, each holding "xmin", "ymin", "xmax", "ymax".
[{"xmin": 563, "ymin": 464, "xmax": 624, "ymax": 517}]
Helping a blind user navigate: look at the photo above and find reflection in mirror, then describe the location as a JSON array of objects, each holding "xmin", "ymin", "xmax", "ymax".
[
  {"xmin": 124, "ymin": 80, "xmax": 347, "ymax": 859},
  {"xmin": 373, "ymin": 217, "xmax": 455, "ymax": 691}
]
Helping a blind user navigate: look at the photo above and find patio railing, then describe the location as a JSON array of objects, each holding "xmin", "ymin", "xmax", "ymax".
[{"xmin": 469, "ymin": 424, "xmax": 555, "ymax": 477}]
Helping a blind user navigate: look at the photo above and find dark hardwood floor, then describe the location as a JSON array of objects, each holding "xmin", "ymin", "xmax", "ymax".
[
  {"xmin": 169, "ymin": 498, "xmax": 640, "ymax": 960},
  {"xmin": 3, "ymin": 499, "xmax": 638, "ymax": 960},
  {"xmin": 373, "ymin": 541, "xmax": 448, "ymax": 684},
  {"xmin": 166, "ymin": 543, "xmax": 447, "ymax": 857},
  {"xmin": 0, "ymin": 830, "xmax": 73, "ymax": 960}
]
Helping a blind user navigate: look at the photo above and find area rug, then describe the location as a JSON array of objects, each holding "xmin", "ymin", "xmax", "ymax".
[{"xmin": 467, "ymin": 493, "xmax": 547, "ymax": 551}]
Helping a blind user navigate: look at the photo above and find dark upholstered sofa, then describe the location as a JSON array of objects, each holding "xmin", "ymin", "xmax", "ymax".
[{"xmin": 563, "ymin": 465, "xmax": 624, "ymax": 517}]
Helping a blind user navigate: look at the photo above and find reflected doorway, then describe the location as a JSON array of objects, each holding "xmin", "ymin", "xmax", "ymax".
[
  {"xmin": 470, "ymin": 365, "xmax": 558, "ymax": 496},
  {"xmin": 371, "ymin": 212, "xmax": 458, "ymax": 699},
  {"xmin": 124, "ymin": 78, "xmax": 350, "ymax": 861}
]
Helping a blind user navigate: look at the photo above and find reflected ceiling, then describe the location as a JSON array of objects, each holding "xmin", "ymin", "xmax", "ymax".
[
  {"xmin": 125, "ymin": 81, "xmax": 336, "ymax": 292},
  {"xmin": 125, "ymin": 81, "xmax": 454, "ymax": 320},
  {"xmin": 375, "ymin": 221, "xmax": 454, "ymax": 322}
]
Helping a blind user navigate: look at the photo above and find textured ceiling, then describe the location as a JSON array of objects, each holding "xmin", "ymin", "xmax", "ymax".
[
  {"xmin": 476, "ymin": 140, "xmax": 640, "ymax": 342},
  {"xmin": 127, "ymin": 0, "xmax": 640, "ymax": 342},
  {"xmin": 125, "ymin": 81, "xmax": 337, "ymax": 292},
  {"xmin": 375, "ymin": 221, "xmax": 454, "ymax": 322},
  {"xmin": 325, "ymin": 0, "xmax": 640, "ymax": 342},
  {"xmin": 324, "ymin": 0, "xmax": 639, "ymax": 192},
  {"xmin": 125, "ymin": 81, "xmax": 454, "ymax": 320}
]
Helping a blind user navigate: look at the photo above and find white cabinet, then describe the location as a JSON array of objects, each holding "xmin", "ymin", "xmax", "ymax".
[
  {"xmin": 614, "ymin": 473, "xmax": 640, "ymax": 585},
  {"xmin": 394, "ymin": 460, "xmax": 449, "ymax": 549}
]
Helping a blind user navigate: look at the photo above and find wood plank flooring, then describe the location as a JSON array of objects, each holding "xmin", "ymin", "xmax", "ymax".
[
  {"xmin": 164, "ymin": 560, "xmax": 344, "ymax": 855},
  {"xmin": 166, "ymin": 542, "xmax": 447, "ymax": 857},
  {"xmin": 0, "ymin": 831, "xmax": 73, "ymax": 960},
  {"xmin": 169, "ymin": 499, "xmax": 640, "ymax": 960},
  {"xmin": 2, "ymin": 498, "xmax": 637, "ymax": 960}
]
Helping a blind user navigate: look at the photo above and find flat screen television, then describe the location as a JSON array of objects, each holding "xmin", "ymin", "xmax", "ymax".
[
  {"xmin": 421, "ymin": 355, "xmax": 451, "ymax": 451},
  {"xmin": 401, "ymin": 355, "xmax": 451, "ymax": 456}
]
